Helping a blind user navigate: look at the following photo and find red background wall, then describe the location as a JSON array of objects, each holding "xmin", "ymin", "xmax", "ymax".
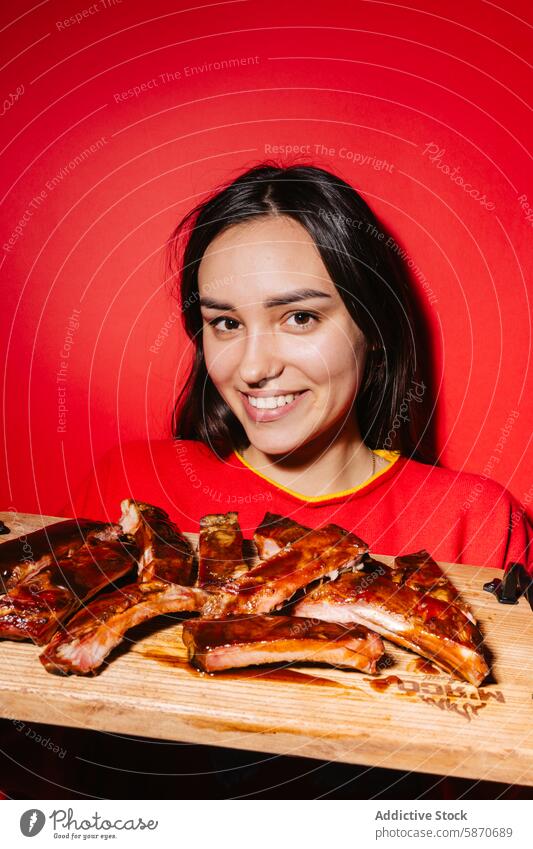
[{"xmin": 1, "ymin": 0, "xmax": 531, "ymax": 519}]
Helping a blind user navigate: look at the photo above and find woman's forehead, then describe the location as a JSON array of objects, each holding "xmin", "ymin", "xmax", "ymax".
[{"xmin": 198, "ymin": 216, "xmax": 338, "ymax": 300}]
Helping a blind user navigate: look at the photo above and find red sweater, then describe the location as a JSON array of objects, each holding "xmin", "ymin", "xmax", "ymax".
[{"xmin": 67, "ymin": 439, "xmax": 532, "ymax": 573}]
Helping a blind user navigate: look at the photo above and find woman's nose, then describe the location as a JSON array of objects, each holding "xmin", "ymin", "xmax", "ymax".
[{"xmin": 238, "ymin": 330, "xmax": 283, "ymax": 385}]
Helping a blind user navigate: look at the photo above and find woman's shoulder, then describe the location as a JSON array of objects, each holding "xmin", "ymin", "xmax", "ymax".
[
  {"xmin": 69, "ymin": 439, "xmax": 228, "ymax": 522},
  {"xmin": 88, "ymin": 438, "xmax": 228, "ymax": 496},
  {"xmin": 100, "ymin": 438, "xmax": 221, "ymax": 467},
  {"xmin": 399, "ymin": 454, "xmax": 520, "ymax": 511}
]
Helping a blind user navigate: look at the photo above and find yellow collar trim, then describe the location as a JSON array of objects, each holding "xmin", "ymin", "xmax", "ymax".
[{"xmin": 232, "ymin": 448, "xmax": 401, "ymax": 503}]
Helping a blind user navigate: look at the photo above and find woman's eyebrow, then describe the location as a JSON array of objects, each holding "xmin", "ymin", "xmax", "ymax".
[{"xmin": 199, "ymin": 288, "xmax": 332, "ymax": 311}]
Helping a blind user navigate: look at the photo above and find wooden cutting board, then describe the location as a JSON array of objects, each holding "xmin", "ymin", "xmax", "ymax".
[{"xmin": 0, "ymin": 511, "xmax": 532, "ymax": 786}]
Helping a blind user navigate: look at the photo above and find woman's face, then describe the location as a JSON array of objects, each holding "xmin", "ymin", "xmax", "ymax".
[{"xmin": 198, "ymin": 215, "xmax": 368, "ymax": 457}]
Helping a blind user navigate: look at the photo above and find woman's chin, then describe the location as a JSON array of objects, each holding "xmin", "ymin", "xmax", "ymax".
[{"xmin": 241, "ymin": 428, "xmax": 313, "ymax": 459}]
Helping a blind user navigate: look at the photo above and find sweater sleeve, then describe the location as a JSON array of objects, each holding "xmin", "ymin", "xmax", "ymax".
[
  {"xmin": 61, "ymin": 446, "xmax": 130, "ymax": 523},
  {"xmin": 459, "ymin": 477, "xmax": 532, "ymax": 575},
  {"xmin": 503, "ymin": 495, "xmax": 532, "ymax": 577}
]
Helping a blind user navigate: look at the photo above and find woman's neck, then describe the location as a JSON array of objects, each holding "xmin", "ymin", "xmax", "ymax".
[{"xmin": 239, "ymin": 422, "xmax": 388, "ymax": 497}]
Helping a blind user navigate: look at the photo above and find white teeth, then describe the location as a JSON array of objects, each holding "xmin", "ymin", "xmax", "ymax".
[{"xmin": 247, "ymin": 392, "xmax": 301, "ymax": 409}]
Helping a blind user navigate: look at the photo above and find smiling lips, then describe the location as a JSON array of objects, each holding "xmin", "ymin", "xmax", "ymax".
[
  {"xmin": 240, "ymin": 390, "xmax": 309, "ymax": 422},
  {"xmin": 248, "ymin": 392, "xmax": 301, "ymax": 409}
]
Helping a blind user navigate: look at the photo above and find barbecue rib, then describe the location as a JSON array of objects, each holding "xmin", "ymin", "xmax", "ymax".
[
  {"xmin": 40, "ymin": 581, "xmax": 209, "ymax": 675},
  {"xmin": 39, "ymin": 502, "xmax": 201, "ymax": 674},
  {"xmin": 201, "ymin": 523, "xmax": 368, "ymax": 618},
  {"xmin": 198, "ymin": 512, "xmax": 248, "ymax": 587},
  {"xmin": 0, "ymin": 519, "xmax": 116, "ymax": 594},
  {"xmin": 393, "ymin": 550, "xmax": 475, "ymax": 621},
  {"xmin": 293, "ymin": 555, "xmax": 489, "ymax": 686},
  {"xmin": 254, "ymin": 513, "xmax": 311, "ymax": 559},
  {"xmin": 182, "ymin": 614, "xmax": 384, "ymax": 673},
  {"xmin": 0, "ymin": 530, "xmax": 138, "ymax": 645},
  {"xmin": 119, "ymin": 499, "xmax": 195, "ymax": 584}
]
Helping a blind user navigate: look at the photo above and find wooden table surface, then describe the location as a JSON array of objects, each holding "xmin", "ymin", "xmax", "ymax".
[{"xmin": 0, "ymin": 511, "xmax": 532, "ymax": 786}]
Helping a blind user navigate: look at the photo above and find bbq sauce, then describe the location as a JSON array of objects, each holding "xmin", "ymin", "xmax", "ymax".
[
  {"xmin": 367, "ymin": 675, "xmax": 402, "ymax": 692},
  {"xmin": 210, "ymin": 666, "xmax": 347, "ymax": 688},
  {"xmin": 143, "ymin": 648, "xmax": 351, "ymax": 688},
  {"xmin": 409, "ymin": 657, "xmax": 440, "ymax": 675},
  {"xmin": 366, "ymin": 675, "xmax": 417, "ymax": 695},
  {"xmin": 142, "ymin": 648, "xmax": 191, "ymax": 669}
]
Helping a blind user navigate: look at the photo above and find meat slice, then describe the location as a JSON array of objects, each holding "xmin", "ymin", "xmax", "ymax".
[
  {"xmin": 393, "ymin": 550, "xmax": 474, "ymax": 621},
  {"xmin": 40, "ymin": 581, "xmax": 208, "ymax": 675},
  {"xmin": 197, "ymin": 511, "xmax": 248, "ymax": 587},
  {"xmin": 182, "ymin": 614, "xmax": 384, "ymax": 673},
  {"xmin": 119, "ymin": 499, "xmax": 195, "ymax": 585},
  {"xmin": 0, "ymin": 531, "xmax": 138, "ymax": 645},
  {"xmin": 201, "ymin": 524, "xmax": 368, "ymax": 618},
  {"xmin": 0, "ymin": 519, "xmax": 115, "ymax": 593},
  {"xmin": 40, "ymin": 502, "xmax": 202, "ymax": 674},
  {"xmin": 293, "ymin": 556, "xmax": 489, "ymax": 686},
  {"xmin": 254, "ymin": 513, "xmax": 311, "ymax": 559}
]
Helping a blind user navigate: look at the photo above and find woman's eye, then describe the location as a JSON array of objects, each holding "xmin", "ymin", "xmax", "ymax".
[
  {"xmin": 286, "ymin": 311, "xmax": 319, "ymax": 329},
  {"xmin": 208, "ymin": 317, "xmax": 240, "ymax": 332}
]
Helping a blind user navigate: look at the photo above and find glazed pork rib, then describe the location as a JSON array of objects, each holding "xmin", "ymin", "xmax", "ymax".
[
  {"xmin": 293, "ymin": 555, "xmax": 489, "ymax": 686},
  {"xmin": 253, "ymin": 513, "xmax": 312, "ymax": 560},
  {"xmin": 40, "ymin": 501, "xmax": 202, "ymax": 674},
  {"xmin": 393, "ymin": 550, "xmax": 474, "ymax": 621},
  {"xmin": 0, "ymin": 519, "xmax": 116, "ymax": 594},
  {"xmin": 201, "ymin": 523, "xmax": 368, "ymax": 618},
  {"xmin": 40, "ymin": 581, "xmax": 209, "ymax": 675},
  {"xmin": 182, "ymin": 614, "xmax": 384, "ymax": 673},
  {"xmin": 119, "ymin": 499, "xmax": 195, "ymax": 585},
  {"xmin": 198, "ymin": 511, "xmax": 248, "ymax": 587},
  {"xmin": 0, "ymin": 529, "xmax": 138, "ymax": 645}
]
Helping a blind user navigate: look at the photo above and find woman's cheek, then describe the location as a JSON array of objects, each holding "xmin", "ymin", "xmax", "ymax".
[
  {"xmin": 281, "ymin": 333, "xmax": 329, "ymax": 380},
  {"xmin": 296, "ymin": 330, "xmax": 362, "ymax": 387},
  {"xmin": 203, "ymin": 338, "xmax": 237, "ymax": 388}
]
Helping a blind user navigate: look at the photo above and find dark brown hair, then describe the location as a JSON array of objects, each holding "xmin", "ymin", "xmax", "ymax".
[{"xmin": 166, "ymin": 162, "xmax": 430, "ymax": 460}]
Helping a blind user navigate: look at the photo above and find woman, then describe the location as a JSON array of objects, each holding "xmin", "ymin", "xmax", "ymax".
[
  {"xmin": 71, "ymin": 163, "xmax": 531, "ymax": 573},
  {"xmin": 10, "ymin": 163, "xmax": 527, "ymax": 803}
]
